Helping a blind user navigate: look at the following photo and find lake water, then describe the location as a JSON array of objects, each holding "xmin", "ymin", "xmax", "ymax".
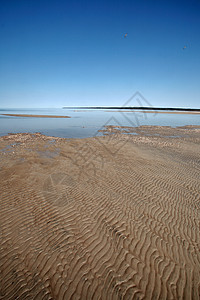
[{"xmin": 0, "ymin": 108, "xmax": 200, "ymax": 138}]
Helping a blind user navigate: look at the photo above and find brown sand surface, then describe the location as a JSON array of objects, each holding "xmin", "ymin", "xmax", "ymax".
[
  {"xmin": 2, "ymin": 114, "xmax": 70, "ymax": 118},
  {"xmin": 0, "ymin": 126, "xmax": 200, "ymax": 299}
]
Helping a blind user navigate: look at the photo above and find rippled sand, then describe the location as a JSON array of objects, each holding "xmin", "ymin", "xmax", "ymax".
[{"xmin": 0, "ymin": 126, "xmax": 200, "ymax": 299}]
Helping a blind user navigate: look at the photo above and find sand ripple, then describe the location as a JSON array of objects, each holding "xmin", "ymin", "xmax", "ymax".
[{"xmin": 0, "ymin": 129, "xmax": 200, "ymax": 299}]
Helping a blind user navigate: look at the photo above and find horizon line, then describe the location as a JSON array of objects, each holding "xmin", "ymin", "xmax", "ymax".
[{"xmin": 63, "ymin": 106, "xmax": 200, "ymax": 111}]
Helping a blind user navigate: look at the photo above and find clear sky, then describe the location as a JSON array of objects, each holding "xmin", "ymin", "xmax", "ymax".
[{"xmin": 0, "ymin": 0, "xmax": 200, "ymax": 108}]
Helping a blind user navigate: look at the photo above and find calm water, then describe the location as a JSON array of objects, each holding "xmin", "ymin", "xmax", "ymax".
[{"xmin": 0, "ymin": 108, "xmax": 200, "ymax": 138}]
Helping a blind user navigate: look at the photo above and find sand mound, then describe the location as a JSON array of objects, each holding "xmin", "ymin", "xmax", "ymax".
[{"xmin": 0, "ymin": 128, "xmax": 200, "ymax": 299}]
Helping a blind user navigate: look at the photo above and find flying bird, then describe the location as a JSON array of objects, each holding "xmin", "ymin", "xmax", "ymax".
[
  {"xmin": 183, "ymin": 45, "xmax": 187, "ymax": 50},
  {"xmin": 124, "ymin": 33, "xmax": 128, "ymax": 38}
]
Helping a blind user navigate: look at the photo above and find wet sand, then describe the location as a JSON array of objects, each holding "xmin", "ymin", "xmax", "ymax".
[
  {"xmin": 0, "ymin": 126, "xmax": 200, "ymax": 299},
  {"xmin": 2, "ymin": 114, "xmax": 70, "ymax": 118}
]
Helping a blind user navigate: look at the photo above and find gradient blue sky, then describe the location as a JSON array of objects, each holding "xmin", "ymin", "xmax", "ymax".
[{"xmin": 0, "ymin": 0, "xmax": 200, "ymax": 108}]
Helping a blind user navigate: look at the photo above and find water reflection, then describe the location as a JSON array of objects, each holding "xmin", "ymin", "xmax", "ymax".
[{"xmin": 0, "ymin": 108, "xmax": 200, "ymax": 138}]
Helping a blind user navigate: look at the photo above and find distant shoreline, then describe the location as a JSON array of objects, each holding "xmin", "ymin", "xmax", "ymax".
[
  {"xmin": 111, "ymin": 110, "xmax": 200, "ymax": 114},
  {"xmin": 63, "ymin": 106, "xmax": 200, "ymax": 112},
  {"xmin": 77, "ymin": 110, "xmax": 200, "ymax": 114},
  {"xmin": 1, "ymin": 114, "xmax": 71, "ymax": 118}
]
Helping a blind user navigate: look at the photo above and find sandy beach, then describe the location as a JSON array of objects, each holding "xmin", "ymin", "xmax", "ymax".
[
  {"xmin": 103, "ymin": 110, "xmax": 200, "ymax": 114},
  {"xmin": 2, "ymin": 114, "xmax": 71, "ymax": 118},
  {"xmin": 0, "ymin": 126, "xmax": 200, "ymax": 299},
  {"xmin": 131, "ymin": 110, "xmax": 200, "ymax": 114}
]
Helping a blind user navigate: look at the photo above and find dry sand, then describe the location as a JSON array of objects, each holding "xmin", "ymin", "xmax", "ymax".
[
  {"xmin": 0, "ymin": 126, "xmax": 200, "ymax": 299},
  {"xmin": 2, "ymin": 114, "xmax": 70, "ymax": 118}
]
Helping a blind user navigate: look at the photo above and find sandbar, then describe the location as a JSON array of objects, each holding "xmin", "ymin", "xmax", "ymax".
[{"xmin": 2, "ymin": 114, "xmax": 70, "ymax": 118}]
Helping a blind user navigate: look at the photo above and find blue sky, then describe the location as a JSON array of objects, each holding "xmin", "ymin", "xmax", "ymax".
[{"xmin": 0, "ymin": 0, "xmax": 200, "ymax": 108}]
